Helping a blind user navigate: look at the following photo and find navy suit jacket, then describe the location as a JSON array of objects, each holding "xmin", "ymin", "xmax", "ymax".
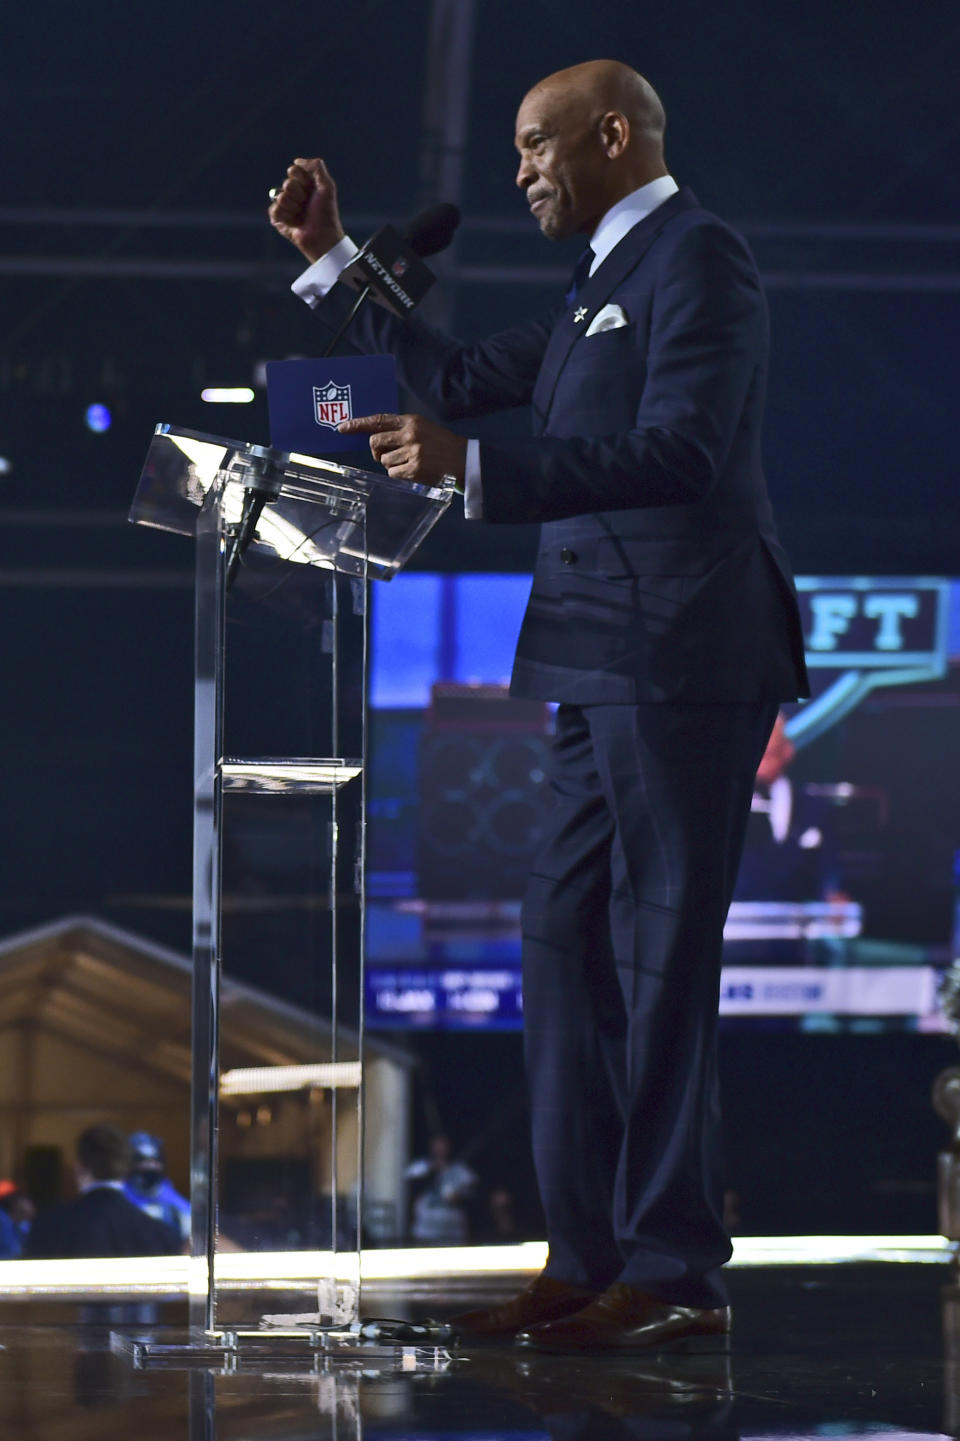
[
  {"xmin": 24, "ymin": 1186, "xmax": 181, "ymax": 1259},
  {"xmin": 316, "ymin": 187, "xmax": 808, "ymax": 705}
]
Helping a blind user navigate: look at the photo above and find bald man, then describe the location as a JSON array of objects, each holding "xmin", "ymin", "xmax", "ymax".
[{"xmin": 271, "ymin": 60, "xmax": 808, "ymax": 1354}]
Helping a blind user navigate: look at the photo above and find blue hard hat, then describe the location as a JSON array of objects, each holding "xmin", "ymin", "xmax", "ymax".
[{"xmin": 129, "ymin": 1131, "xmax": 165, "ymax": 1164}]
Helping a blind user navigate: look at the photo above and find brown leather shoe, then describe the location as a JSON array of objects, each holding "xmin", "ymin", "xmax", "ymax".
[
  {"xmin": 516, "ymin": 1282, "xmax": 731, "ymax": 1354},
  {"xmin": 449, "ymin": 1273, "xmax": 599, "ymax": 1338}
]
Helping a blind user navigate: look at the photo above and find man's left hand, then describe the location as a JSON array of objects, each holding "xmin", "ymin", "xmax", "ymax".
[{"xmin": 338, "ymin": 413, "xmax": 466, "ymax": 488}]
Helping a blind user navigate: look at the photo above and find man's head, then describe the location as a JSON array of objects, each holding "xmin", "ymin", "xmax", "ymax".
[
  {"xmin": 428, "ymin": 1133, "xmax": 452, "ymax": 1166},
  {"xmin": 127, "ymin": 1131, "xmax": 166, "ymax": 1197},
  {"xmin": 515, "ymin": 60, "xmax": 667, "ymax": 240},
  {"xmin": 75, "ymin": 1125, "xmax": 130, "ymax": 1187}
]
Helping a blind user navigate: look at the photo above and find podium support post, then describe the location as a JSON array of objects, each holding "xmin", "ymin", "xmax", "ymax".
[{"xmin": 121, "ymin": 424, "xmax": 453, "ymax": 1358}]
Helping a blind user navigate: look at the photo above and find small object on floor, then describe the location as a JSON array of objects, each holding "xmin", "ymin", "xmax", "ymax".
[
  {"xmin": 346, "ymin": 1318, "xmax": 457, "ymax": 1343},
  {"xmin": 449, "ymin": 1273, "xmax": 599, "ymax": 1338},
  {"xmin": 516, "ymin": 1283, "xmax": 732, "ymax": 1354}
]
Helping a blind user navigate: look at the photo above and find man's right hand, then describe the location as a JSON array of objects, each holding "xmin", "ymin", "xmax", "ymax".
[{"xmin": 268, "ymin": 157, "xmax": 345, "ymax": 264}]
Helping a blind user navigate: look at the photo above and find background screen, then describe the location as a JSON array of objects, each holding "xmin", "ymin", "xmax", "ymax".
[{"xmin": 367, "ymin": 572, "xmax": 960, "ymax": 1034}]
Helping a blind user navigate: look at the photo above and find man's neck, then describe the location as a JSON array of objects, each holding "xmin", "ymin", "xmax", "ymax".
[
  {"xmin": 601, "ymin": 169, "xmax": 670, "ymax": 216},
  {"xmin": 588, "ymin": 175, "xmax": 680, "ymax": 270}
]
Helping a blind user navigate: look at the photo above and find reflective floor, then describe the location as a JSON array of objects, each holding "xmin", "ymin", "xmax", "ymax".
[{"xmin": 1, "ymin": 1264, "xmax": 958, "ymax": 1438}]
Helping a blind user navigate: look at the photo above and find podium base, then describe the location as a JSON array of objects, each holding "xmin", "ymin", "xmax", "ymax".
[{"xmin": 109, "ymin": 1327, "xmax": 452, "ymax": 1371}]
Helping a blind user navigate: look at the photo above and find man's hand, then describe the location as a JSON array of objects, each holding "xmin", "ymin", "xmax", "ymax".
[
  {"xmin": 338, "ymin": 413, "xmax": 467, "ymax": 488},
  {"xmin": 268, "ymin": 157, "xmax": 344, "ymax": 263}
]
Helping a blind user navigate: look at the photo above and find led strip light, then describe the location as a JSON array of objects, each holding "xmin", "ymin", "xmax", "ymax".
[
  {"xmin": 220, "ymin": 1062, "xmax": 363, "ymax": 1095},
  {"xmin": 0, "ymin": 1237, "xmax": 951, "ymax": 1298}
]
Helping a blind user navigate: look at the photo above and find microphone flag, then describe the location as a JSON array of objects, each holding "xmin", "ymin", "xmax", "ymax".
[{"xmin": 338, "ymin": 225, "xmax": 437, "ymax": 316}]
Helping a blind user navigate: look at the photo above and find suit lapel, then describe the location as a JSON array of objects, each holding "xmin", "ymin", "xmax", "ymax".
[{"xmin": 531, "ymin": 187, "xmax": 700, "ymax": 432}]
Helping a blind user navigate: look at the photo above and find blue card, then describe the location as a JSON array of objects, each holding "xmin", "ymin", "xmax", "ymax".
[{"xmin": 266, "ymin": 356, "xmax": 398, "ymax": 457}]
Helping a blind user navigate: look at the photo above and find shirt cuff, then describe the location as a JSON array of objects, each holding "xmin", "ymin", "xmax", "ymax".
[
  {"xmin": 290, "ymin": 235, "xmax": 360, "ymax": 307},
  {"xmin": 463, "ymin": 439, "xmax": 483, "ymax": 519}
]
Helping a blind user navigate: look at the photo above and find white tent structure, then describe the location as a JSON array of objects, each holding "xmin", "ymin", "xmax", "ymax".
[{"xmin": 0, "ymin": 916, "xmax": 413, "ymax": 1245}]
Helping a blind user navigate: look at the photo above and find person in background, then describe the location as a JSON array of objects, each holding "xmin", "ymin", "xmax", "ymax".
[
  {"xmin": 405, "ymin": 1134, "xmax": 478, "ymax": 1245},
  {"xmin": 0, "ymin": 1182, "xmax": 24, "ymax": 1258},
  {"xmin": 488, "ymin": 1186, "xmax": 520, "ymax": 1243},
  {"xmin": 0, "ymin": 1180, "xmax": 35, "ymax": 1259},
  {"xmin": 734, "ymin": 710, "xmax": 849, "ymax": 908},
  {"xmin": 124, "ymin": 1131, "xmax": 191, "ymax": 1248},
  {"xmin": 24, "ymin": 1125, "xmax": 180, "ymax": 1258}
]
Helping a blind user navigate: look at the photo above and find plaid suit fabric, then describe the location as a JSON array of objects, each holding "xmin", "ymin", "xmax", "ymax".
[{"xmin": 521, "ymin": 699, "xmax": 777, "ymax": 1307}]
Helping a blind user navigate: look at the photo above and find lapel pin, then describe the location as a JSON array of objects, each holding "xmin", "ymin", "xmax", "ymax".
[{"xmin": 573, "ymin": 306, "xmax": 588, "ymax": 324}]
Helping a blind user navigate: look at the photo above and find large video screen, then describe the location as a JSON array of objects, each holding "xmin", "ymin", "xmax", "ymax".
[{"xmin": 366, "ymin": 574, "xmax": 960, "ymax": 1034}]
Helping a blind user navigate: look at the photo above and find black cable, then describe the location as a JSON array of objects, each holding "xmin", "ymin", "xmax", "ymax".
[
  {"xmin": 234, "ymin": 514, "xmax": 346, "ymax": 604},
  {"xmin": 322, "ymin": 285, "xmax": 372, "ymax": 358}
]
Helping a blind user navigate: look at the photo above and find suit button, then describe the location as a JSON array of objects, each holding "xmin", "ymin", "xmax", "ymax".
[{"xmin": 560, "ymin": 547, "xmax": 577, "ymax": 565}]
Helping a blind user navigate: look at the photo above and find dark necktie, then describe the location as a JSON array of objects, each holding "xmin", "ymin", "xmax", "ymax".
[{"xmin": 564, "ymin": 246, "xmax": 594, "ymax": 307}]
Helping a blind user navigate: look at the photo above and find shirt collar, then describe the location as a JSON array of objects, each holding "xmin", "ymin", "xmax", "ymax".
[
  {"xmin": 81, "ymin": 1179, "xmax": 126, "ymax": 1193},
  {"xmin": 588, "ymin": 175, "xmax": 680, "ymax": 272}
]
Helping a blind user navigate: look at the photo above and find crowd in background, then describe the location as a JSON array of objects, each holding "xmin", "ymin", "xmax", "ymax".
[
  {"xmin": 0, "ymin": 1126, "xmax": 189, "ymax": 1259},
  {"xmin": 0, "ymin": 1123, "xmax": 523, "ymax": 1257}
]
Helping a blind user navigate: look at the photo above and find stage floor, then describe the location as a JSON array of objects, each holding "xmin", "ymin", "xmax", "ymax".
[{"xmin": 0, "ymin": 1262, "xmax": 957, "ymax": 1438}]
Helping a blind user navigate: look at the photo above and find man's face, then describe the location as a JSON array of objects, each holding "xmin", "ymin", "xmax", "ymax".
[
  {"xmin": 514, "ymin": 86, "xmax": 607, "ymax": 240},
  {"xmin": 130, "ymin": 1162, "xmax": 163, "ymax": 1196},
  {"xmin": 430, "ymin": 1136, "xmax": 451, "ymax": 1166}
]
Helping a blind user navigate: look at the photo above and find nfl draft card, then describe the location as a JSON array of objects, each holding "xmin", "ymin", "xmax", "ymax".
[{"xmin": 266, "ymin": 356, "xmax": 398, "ymax": 457}]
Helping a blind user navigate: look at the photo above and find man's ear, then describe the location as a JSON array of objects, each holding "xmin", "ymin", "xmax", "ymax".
[{"xmin": 598, "ymin": 110, "xmax": 630, "ymax": 159}]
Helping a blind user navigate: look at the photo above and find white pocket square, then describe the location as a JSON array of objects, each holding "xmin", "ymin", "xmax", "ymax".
[{"xmin": 585, "ymin": 303, "xmax": 629, "ymax": 336}]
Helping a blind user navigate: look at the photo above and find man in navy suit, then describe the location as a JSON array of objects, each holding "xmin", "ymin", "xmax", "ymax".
[
  {"xmin": 24, "ymin": 1126, "xmax": 180, "ymax": 1259},
  {"xmin": 271, "ymin": 59, "xmax": 808, "ymax": 1352}
]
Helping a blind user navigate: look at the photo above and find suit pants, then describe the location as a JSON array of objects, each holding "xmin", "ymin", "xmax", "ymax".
[{"xmin": 522, "ymin": 699, "xmax": 778, "ymax": 1308}]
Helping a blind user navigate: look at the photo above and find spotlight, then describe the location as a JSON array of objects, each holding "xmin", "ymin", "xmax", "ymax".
[
  {"xmin": 85, "ymin": 403, "xmax": 112, "ymax": 433},
  {"xmin": 200, "ymin": 387, "xmax": 255, "ymax": 403}
]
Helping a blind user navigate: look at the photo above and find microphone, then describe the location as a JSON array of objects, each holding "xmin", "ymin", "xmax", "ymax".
[
  {"xmin": 403, "ymin": 202, "xmax": 460, "ymax": 258},
  {"xmin": 224, "ymin": 445, "xmax": 284, "ymax": 590},
  {"xmin": 322, "ymin": 203, "xmax": 461, "ymax": 357}
]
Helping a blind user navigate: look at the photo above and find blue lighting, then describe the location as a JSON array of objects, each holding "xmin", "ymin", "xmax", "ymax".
[
  {"xmin": 370, "ymin": 573, "xmax": 532, "ymax": 708},
  {"xmin": 85, "ymin": 403, "xmax": 112, "ymax": 433}
]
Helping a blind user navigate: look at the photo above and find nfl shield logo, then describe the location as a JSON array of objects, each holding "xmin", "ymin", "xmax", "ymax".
[
  {"xmin": 392, "ymin": 257, "xmax": 408, "ymax": 279},
  {"xmin": 313, "ymin": 381, "xmax": 352, "ymax": 429}
]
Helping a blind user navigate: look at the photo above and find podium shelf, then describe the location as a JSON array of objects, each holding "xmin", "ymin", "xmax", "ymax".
[{"xmin": 221, "ymin": 759, "xmax": 362, "ymax": 794}]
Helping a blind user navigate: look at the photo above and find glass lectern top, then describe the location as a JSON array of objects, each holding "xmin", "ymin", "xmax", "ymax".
[{"xmin": 129, "ymin": 423, "xmax": 455, "ymax": 580}]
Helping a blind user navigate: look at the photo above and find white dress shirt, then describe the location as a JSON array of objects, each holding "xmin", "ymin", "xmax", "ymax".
[
  {"xmin": 289, "ymin": 176, "xmax": 679, "ymax": 516},
  {"xmin": 585, "ymin": 174, "xmax": 678, "ymax": 272}
]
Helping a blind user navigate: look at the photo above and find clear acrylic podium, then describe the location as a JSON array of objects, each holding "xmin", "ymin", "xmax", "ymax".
[{"xmin": 125, "ymin": 424, "xmax": 453, "ymax": 1357}]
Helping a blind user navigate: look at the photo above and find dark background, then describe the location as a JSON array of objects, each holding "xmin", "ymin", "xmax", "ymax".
[{"xmin": 2, "ymin": 0, "xmax": 959, "ymax": 1234}]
